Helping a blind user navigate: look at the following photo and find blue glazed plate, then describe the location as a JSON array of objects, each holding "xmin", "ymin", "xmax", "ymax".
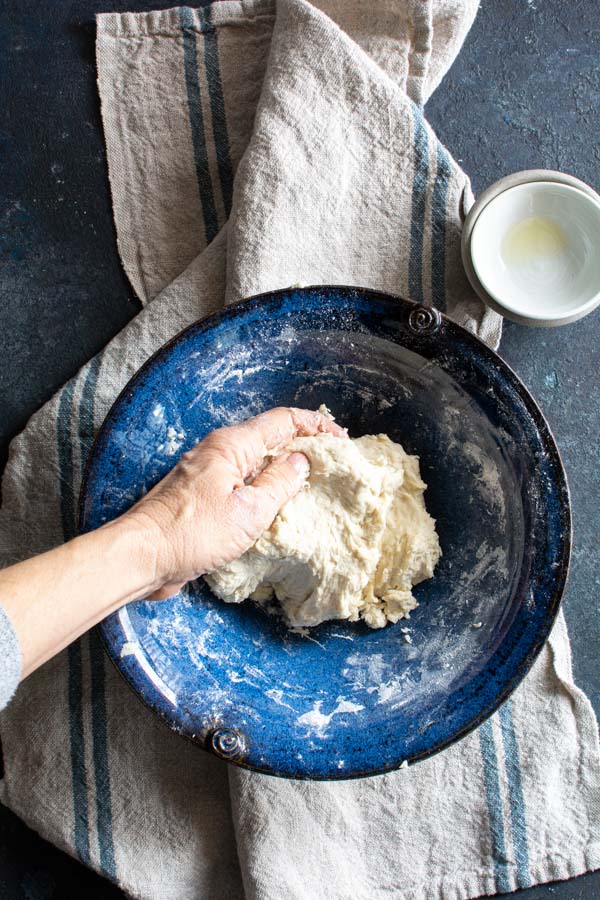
[{"xmin": 79, "ymin": 287, "xmax": 570, "ymax": 779}]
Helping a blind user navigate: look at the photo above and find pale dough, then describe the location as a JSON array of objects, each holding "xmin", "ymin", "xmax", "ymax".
[{"xmin": 205, "ymin": 431, "xmax": 441, "ymax": 629}]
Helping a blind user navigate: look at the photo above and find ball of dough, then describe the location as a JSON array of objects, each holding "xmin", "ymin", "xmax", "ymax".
[{"xmin": 205, "ymin": 432, "xmax": 441, "ymax": 629}]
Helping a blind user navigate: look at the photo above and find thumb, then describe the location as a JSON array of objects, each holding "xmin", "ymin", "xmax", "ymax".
[
  {"xmin": 233, "ymin": 452, "xmax": 310, "ymax": 538},
  {"xmin": 147, "ymin": 581, "xmax": 186, "ymax": 601}
]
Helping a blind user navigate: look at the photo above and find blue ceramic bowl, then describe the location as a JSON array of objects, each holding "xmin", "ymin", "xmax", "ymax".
[{"xmin": 80, "ymin": 287, "xmax": 570, "ymax": 779}]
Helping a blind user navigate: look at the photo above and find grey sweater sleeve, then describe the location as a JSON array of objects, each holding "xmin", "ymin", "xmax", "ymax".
[{"xmin": 0, "ymin": 606, "xmax": 21, "ymax": 710}]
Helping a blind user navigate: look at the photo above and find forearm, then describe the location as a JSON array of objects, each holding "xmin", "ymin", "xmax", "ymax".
[{"xmin": 0, "ymin": 517, "xmax": 158, "ymax": 679}]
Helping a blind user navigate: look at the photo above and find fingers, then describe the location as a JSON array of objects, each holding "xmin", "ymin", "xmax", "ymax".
[
  {"xmin": 229, "ymin": 451, "xmax": 310, "ymax": 540},
  {"xmin": 205, "ymin": 407, "xmax": 346, "ymax": 480},
  {"xmin": 286, "ymin": 408, "xmax": 347, "ymax": 440},
  {"xmin": 236, "ymin": 407, "xmax": 345, "ymax": 454}
]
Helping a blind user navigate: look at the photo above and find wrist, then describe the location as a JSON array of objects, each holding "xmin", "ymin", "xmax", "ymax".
[{"xmin": 96, "ymin": 513, "xmax": 165, "ymax": 606}]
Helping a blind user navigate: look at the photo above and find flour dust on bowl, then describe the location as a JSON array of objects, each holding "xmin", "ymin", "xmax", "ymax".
[{"xmin": 79, "ymin": 287, "xmax": 570, "ymax": 779}]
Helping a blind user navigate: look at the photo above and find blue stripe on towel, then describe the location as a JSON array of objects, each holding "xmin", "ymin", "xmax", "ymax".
[
  {"xmin": 57, "ymin": 381, "xmax": 91, "ymax": 865},
  {"xmin": 78, "ymin": 355, "xmax": 102, "ymax": 464},
  {"xmin": 430, "ymin": 144, "xmax": 451, "ymax": 310},
  {"xmin": 67, "ymin": 641, "xmax": 90, "ymax": 865},
  {"xmin": 78, "ymin": 353, "xmax": 116, "ymax": 879},
  {"xmin": 479, "ymin": 718, "xmax": 511, "ymax": 893},
  {"xmin": 409, "ymin": 106, "xmax": 430, "ymax": 305},
  {"xmin": 179, "ymin": 6, "xmax": 219, "ymax": 243},
  {"xmin": 200, "ymin": 5, "xmax": 234, "ymax": 217},
  {"xmin": 499, "ymin": 701, "xmax": 532, "ymax": 889},
  {"xmin": 88, "ymin": 629, "xmax": 116, "ymax": 878}
]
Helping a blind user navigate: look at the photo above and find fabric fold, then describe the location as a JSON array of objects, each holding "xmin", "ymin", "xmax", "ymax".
[{"xmin": 224, "ymin": 0, "xmax": 500, "ymax": 346}]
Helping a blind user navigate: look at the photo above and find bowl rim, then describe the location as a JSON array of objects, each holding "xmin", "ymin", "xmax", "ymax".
[
  {"xmin": 78, "ymin": 285, "xmax": 572, "ymax": 780},
  {"xmin": 470, "ymin": 181, "xmax": 600, "ymax": 323}
]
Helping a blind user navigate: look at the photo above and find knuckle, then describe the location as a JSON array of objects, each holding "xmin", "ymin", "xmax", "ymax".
[
  {"xmin": 230, "ymin": 485, "xmax": 259, "ymax": 517},
  {"xmin": 201, "ymin": 427, "xmax": 226, "ymax": 447},
  {"xmin": 265, "ymin": 462, "xmax": 296, "ymax": 497},
  {"xmin": 180, "ymin": 448, "xmax": 198, "ymax": 466}
]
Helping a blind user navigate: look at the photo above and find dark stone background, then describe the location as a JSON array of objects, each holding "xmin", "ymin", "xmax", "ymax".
[{"xmin": 0, "ymin": 0, "xmax": 598, "ymax": 896}]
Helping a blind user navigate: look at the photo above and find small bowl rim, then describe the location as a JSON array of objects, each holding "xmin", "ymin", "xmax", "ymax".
[{"xmin": 470, "ymin": 180, "xmax": 600, "ymax": 324}]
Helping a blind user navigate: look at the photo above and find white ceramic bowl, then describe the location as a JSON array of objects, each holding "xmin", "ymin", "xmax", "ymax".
[{"xmin": 469, "ymin": 181, "xmax": 600, "ymax": 326}]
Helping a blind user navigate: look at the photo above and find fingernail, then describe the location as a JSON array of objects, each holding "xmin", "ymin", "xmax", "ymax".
[{"xmin": 288, "ymin": 452, "xmax": 310, "ymax": 479}]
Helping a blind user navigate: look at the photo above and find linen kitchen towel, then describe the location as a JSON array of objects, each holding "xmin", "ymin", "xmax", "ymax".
[{"xmin": 0, "ymin": 2, "xmax": 598, "ymax": 898}]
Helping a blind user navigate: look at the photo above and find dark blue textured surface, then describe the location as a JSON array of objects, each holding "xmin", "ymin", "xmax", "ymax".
[{"xmin": 80, "ymin": 287, "xmax": 570, "ymax": 779}]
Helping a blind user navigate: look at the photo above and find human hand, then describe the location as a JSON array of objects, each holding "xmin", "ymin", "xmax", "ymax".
[
  {"xmin": 0, "ymin": 407, "xmax": 345, "ymax": 683},
  {"xmin": 126, "ymin": 407, "xmax": 346, "ymax": 600}
]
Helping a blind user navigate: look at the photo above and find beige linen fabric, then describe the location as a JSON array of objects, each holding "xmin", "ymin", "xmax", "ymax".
[{"xmin": 0, "ymin": 2, "xmax": 598, "ymax": 898}]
